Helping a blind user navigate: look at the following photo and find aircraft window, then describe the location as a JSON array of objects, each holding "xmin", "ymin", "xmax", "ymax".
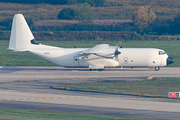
[{"xmin": 158, "ymin": 51, "xmax": 166, "ymax": 55}]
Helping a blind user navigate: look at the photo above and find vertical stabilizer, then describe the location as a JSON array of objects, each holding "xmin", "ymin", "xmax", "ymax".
[{"xmin": 8, "ymin": 14, "xmax": 34, "ymax": 51}]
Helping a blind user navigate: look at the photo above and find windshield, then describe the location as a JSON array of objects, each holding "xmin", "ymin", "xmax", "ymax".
[{"xmin": 158, "ymin": 51, "xmax": 166, "ymax": 55}]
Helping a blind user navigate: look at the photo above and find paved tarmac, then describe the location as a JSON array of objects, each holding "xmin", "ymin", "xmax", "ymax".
[
  {"xmin": 0, "ymin": 66, "xmax": 180, "ymax": 82},
  {"xmin": 0, "ymin": 66, "xmax": 180, "ymax": 120}
]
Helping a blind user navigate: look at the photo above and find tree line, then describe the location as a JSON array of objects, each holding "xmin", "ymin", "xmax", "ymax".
[
  {"xmin": 57, "ymin": 5, "xmax": 180, "ymax": 35},
  {"xmin": 0, "ymin": 0, "xmax": 106, "ymax": 6},
  {"xmin": 1, "ymin": 3, "xmax": 180, "ymax": 36}
]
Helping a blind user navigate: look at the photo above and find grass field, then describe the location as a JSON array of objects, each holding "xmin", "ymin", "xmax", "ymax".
[
  {"xmin": 52, "ymin": 78, "xmax": 180, "ymax": 98},
  {"xmin": 0, "ymin": 108, "xmax": 161, "ymax": 120},
  {"xmin": 0, "ymin": 40, "xmax": 180, "ymax": 66}
]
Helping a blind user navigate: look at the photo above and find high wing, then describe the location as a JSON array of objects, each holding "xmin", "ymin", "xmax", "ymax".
[
  {"xmin": 79, "ymin": 44, "xmax": 109, "ymax": 55},
  {"xmin": 79, "ymin": 44, "xmax": 119, "ymax": 69},
  {"xmin": 79, "ymin": 44, "xmax": 121, "ymax": 59},
  {"xmin": 79, "ymin": 44, "xmax": 115, "ymax": 59}
]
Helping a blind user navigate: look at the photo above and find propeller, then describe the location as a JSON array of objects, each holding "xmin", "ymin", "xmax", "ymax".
[
  {"xmin": 114, "ymin": 46, "xmax": 121, "ymax": 61},
  {"xmin": 114, "ymin": 39, "xmax": 122, "ymax": 61}
]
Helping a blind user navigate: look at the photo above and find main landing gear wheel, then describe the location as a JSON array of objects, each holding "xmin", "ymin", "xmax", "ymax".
[
  {"xmin": 155, "ymin": 67, "xmax": 160, "ymax": 71},
  {"xmin": 89, "ymin": 69, "xmax": 104, "ymax": 71},
  {"xmin": 98, "ymin": 69, "xmax": 104, "ymax": 71}
]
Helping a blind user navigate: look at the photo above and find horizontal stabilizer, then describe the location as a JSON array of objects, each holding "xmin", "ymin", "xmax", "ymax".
[{"xmin": 11, "ymin": 49, "xmax": 31, "ymax": 52}]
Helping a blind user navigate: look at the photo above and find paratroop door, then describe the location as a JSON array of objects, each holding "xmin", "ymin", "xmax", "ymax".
[{"xmin": 74, "ymin": 57, "xmax": 79, "ymax": 66}]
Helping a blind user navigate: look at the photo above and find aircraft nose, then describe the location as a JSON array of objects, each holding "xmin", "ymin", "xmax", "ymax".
[{"xmin": 167, "ymin": 57, "xmax": 174, "ymax": 65}]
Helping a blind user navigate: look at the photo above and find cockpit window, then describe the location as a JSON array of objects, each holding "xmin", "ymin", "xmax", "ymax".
[{"xmin": 158, "ymin": 51, "xmax": 166, "ymax": 55}]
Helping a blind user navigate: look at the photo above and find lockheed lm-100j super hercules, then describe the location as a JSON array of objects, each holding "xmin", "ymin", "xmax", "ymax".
[{"xmin": 8, "ymin": 14, "xmax": 174, "ymax": 71}]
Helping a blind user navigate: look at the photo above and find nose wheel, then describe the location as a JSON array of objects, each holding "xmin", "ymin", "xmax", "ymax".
[{"xmin": 155, "ymin": 67, "xmax": 160, "ymax": 71}]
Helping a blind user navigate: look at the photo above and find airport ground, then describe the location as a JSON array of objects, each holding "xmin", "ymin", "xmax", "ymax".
[{"xmin": 0, "ymin": 66, "xmax": 180, "ymax": 120}]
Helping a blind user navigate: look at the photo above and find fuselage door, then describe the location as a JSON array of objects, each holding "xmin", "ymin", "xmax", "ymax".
[{"xmin": 74, "ymin": 57, "xmax": 79, "ymax": 66}]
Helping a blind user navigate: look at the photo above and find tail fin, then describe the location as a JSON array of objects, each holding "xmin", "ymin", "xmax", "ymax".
[{"xmin": 8, "ymin": 14, "xmax": 35, "ymax": 51}]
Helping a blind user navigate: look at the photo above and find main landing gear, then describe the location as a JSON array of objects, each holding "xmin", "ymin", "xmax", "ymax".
[
  {"xmin": 90, "ymin": 69, "xmax": 105, "ymax": 71},
  {"xmin": 155, "ymin": 67, "xmax": 160, "ymax": 71}
]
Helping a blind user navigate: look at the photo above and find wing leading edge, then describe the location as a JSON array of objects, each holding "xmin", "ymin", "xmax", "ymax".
[{"xmin": 79, "ymin": 44, "xmax": 109, "ymax": 55}]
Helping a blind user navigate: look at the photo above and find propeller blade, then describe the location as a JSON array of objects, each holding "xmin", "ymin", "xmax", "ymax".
[
  {"xmin": 120, "ymin": 44, "xmax": 122, "ymax": 48},
  {"xmin": 114, "ymin": 47, "xmax": 121, "ymax": 56},
  {"xmin": 119, "ymin": 39, "xmax": 122, "ymax": 48},
  {"xmin": 115, "ymin": 55, "xmax": 118, "ymax": 61},
  {"xmin": 114, "ymin": 47, "xmax": 121, "ymax": 61}
]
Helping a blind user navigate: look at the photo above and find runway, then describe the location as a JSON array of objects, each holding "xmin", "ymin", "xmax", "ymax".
[
  {"xmin": 1, "ymin": 66, "xmax": 180, "ymax": 82},
  {"xmin": 0, "ymin": 66, "xmax": 180, "ymax": 119}
]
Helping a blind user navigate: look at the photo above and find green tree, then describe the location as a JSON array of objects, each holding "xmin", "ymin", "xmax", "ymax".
[
  {"xmin": 26, "ymin": 17, "xmax": 34, "ymax": 28},
  {"xmin": 76, "ymin": 3, "xmax": 94, "ymax": 23},
  {"xmin": 58, "ymin": 8, "xmax": 75, "ymax": 20},
  {"xmin": 132, "ymin": 6, "xmax": 156, "ymax": 30},
  {"xmin": 0, "ymin": 18, "xmax": 12, "ymax": 30},
  {"xmin": 170, "ymin": 14, "xmax": 180, "ymax": 34}
]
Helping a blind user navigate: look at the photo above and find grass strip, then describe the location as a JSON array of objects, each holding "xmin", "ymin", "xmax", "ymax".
[
  {"xmin": 0, "ymin": 108, "xmax": 161, "ymax": 120},
  {"xmin": 52, "ymin": 78, "xmax": 180, "ymax": 98}
]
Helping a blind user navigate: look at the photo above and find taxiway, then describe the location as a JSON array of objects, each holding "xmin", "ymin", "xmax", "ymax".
[
  {"xmin": 0, "ymin": 66, "xmax": 180, "ymax": 82},
  {"xmin": 0, "ymin": 66, "xmax": 179, "ymax": 120}
]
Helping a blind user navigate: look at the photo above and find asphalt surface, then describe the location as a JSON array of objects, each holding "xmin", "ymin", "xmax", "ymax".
[
  {"xmin": 0, "ymin": 101, "xmax": 179, "ymax": 120},
  {"xmin": 0, "ymin": 66, "xmax": 180, "ymax": 120},
  {"xmin": 1, "ymin": 66, "xmax": 180, "ymax": 82}
]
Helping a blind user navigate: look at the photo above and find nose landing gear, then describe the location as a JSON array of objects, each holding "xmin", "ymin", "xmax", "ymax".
[{"xmin": 155, "ymin": 67, "xmax": 160, "ymax": 71}]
